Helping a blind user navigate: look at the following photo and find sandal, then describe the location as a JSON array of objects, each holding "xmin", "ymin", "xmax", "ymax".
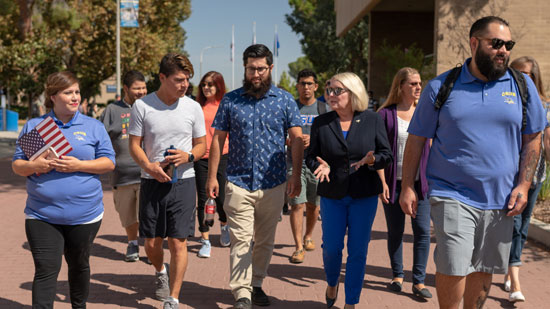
[
  {"xmin": 304, "ymin": 238, "xmax": 315, "ymax": 251},
  {"xmin": 290, "ymin": 249, "xmax": 305, "ymax": 263}
]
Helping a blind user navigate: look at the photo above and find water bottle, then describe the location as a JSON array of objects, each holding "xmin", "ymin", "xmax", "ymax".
[
  {"xmin": 163, "ymin": 145, "xmax": 178, "ymax": 183},
  {"xmin": 203, "ymin": 198, "xmax": 216, "ymax": 227}
]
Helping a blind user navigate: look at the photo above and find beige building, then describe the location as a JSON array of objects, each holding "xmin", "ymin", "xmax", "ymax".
[{"xmin": 335, "ymin": 0, "xmax": 550, "ymax": 99}]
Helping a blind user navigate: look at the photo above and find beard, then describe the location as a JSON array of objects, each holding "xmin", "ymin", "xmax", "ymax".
[
  {"xmin": 475, "ymin": 47, "xmax": 509, "ymax": 81},
  {"xmin": 243, "ymin": 73, "xmax": 272, "ymax": 98}
]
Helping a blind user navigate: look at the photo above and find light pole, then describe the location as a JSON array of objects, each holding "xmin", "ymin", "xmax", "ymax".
[{"xmin": 200, "ymin": 45, "xmax": 223, "ymax": 79}]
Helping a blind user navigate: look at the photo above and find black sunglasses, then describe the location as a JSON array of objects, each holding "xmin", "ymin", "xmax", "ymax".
[{"xmin": 478, "ymin": 37, "xmax": 516, "ymax": 51}]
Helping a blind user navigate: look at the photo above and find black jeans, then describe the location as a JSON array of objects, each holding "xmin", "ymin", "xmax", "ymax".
[
  {"xmin": 25, "ymin": 219, "xmax": 101, "ymax": 308},
  {"xmin": 194, "ymin": 154, "xmax": 228, "ymax": 232}
]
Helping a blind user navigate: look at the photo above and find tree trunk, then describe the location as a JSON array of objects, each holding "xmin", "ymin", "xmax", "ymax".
[
  {"xmin": 18, "ymin": 0, "xmax": 34, "ymax": 41},
  {"xmin": 27, "ymin": 92, "xmax": 33, "ymax": 120}
]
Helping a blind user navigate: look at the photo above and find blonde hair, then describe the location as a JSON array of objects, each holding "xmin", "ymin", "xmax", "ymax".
[
  {"xmin": 377, "ymin": 67, "xmax": 420, "ymax": 111},
  {"xmin": 510, "ymin": 56, "xmax": 548, "ymax": 102},
  {"xmin": 331, "ymin": 72, "xmax": 368, "ymax": 112}
]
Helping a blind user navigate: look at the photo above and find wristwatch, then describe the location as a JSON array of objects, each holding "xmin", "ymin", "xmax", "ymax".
[{"xmin": 187, "ymin": 152, "xmax": 195, "ymax": 163}]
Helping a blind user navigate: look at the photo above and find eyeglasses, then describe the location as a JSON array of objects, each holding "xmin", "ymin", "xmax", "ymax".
[
  {"xmin": 477, "ymin": 37, "xmax": 516, "ymax": 51},
  {"xmin": 299, "ymin": 81, "xmax": 316, "ymax": 87},
  {"xmin": 325, "ymin": 87, "xmax": 348, "ymax": 96},
  {"xmin": 201, "ymin": 82, "xmax": 214, "ymax": 88},
  {"xmin": 245, "ymin": 66, "xmax": 269, "ymax": 75}
]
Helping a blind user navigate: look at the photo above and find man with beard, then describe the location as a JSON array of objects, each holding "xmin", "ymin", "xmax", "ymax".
[
  {"xmin": 400, "ymin": 16, "xmax": 546, "ymax": 308},
  {"xmin": 100, "ymin": 70, "xmax": 147, "ymax": 262},
  {"xmin": 206, "ymin": 44, "xmax": 303, "ymax": 309}
]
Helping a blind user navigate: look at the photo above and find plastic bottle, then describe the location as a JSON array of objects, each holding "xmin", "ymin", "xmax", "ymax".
[
  {"xmin": 163, "ymin": 145, "xmax": 178, "ymax": 183},
  {"xmin": 204, "ymin": 198, "xmax": 216, "ymax": 227}
]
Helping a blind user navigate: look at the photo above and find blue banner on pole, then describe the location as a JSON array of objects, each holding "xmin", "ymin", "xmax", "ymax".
[{"xmin": 121, "ymin": 0, "xmax": 139, "ymax": 28}]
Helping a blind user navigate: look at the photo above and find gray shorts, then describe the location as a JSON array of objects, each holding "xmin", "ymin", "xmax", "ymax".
[
  {"xmin": 430, "ymin": 196, "xmax": 514, "ymax": 276},
  {"xmin": 287, "ymin": 164, "xmax": 320, "ymax": 206}
]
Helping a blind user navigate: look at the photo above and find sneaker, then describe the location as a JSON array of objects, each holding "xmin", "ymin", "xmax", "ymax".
[
  {"xmin": 155, "ymin": 263, "xmax": 170, "ymax": 301},
  {"xmin": 234, "ymin": 297, "xmax": 252, "ymax": 309},
  {"xmin": 125, "ymin": 242, "xmax": 139, "ymax": 262},
  {"xmin": 509, "ymin": 291, "xmax": 525, "ymax": 302},
  {"xmin": 303, "ymin": 238, "xmax": 315, "ymax": 251},
  {"xmin": 220, "ymin": 224, "xmax": 231, "ymax": 247},
  {"xmin": 198, "ymin": 238, "xmax": 211, "ymax": 258},
  {"xmin": 163, "ymin": 298, "xmax": 178, "ymax": 309},
  {"xmin": 504, "ymin": 280, "xmax": 511, "ymax": 292},
  {"xmin": 252, "ymin": 287, "xmax": 270, "ymax": 306},
  {"xmin": 290, "ymin": 249, "xmax": 305, "ymax": 264}
]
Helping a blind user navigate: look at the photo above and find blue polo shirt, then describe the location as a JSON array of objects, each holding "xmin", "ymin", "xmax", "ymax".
[
  {"xmin": 212, "ymin": 85, "xmax": 302, "ymax": 190},
  {"xmin": 13, "ymin": 111, "xmax": 116, "ymax": 225},
  {"xmin": 409, "ymin": 58, "xmax": 546, "ymax": 210}
]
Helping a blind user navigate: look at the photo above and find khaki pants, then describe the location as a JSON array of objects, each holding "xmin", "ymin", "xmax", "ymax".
[
  {"xmin": 224, "ymin": 181, "xmax": 286, "ymax": 300},
  {"xmin": 113, "ymin": 183, "xmax": 140, "ymax": 228}
]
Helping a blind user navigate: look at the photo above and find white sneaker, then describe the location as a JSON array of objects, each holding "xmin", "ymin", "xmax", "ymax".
[
  {"xmin": 197, "ymin": 238, "xmax": 211, "ymax": 258},
  {"xmin": 509, "ymin": 291, "xmax": 525, "ymax": 302},
  {"xmin": 504, "ymin": 280, "xmax": 511, "ymax": 292}
]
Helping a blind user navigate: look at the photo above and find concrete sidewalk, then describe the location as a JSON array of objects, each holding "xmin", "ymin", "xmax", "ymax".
[{"xmin": 0, "ymin": 157, "xmax": 549, "ymax": 308}]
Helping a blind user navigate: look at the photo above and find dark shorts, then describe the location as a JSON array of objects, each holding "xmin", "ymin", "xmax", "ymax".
[{"xmin": 139, "ymin": 178, "xmax": 196, "ymax": 239}]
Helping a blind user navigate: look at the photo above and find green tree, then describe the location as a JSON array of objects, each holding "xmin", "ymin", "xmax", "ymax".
[
  {"xmin": 0, "ymin": 0, "xmax": 191, "ymax": 118},
  {"xmin": 277, "ymin": 71, "xmax": 297, "ymax": 98},
  {"xmin": 288, "ymin": 56, "xmax": 313, "ymax": 80},
  {"xmin": 286, "ymin": 0, "xmax": 369, "ymax": 85}
]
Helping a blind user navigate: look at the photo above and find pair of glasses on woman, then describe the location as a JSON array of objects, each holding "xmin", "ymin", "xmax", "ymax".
[
  {"xmin": 201, "ymin": 82, "xmax": 214, "ymax": 88},
  {"xmin": 325, "ymin": 87, "xmax": 348, "ymax": 96},
  {"xmin": 477, "ymin": 37, "xmax": 516, "ymax": 51}
]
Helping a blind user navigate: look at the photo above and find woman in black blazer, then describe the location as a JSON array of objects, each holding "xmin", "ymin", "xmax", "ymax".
[{"xmin": 306, "ymin": 72, "xmax": 392, "ymax": 308}]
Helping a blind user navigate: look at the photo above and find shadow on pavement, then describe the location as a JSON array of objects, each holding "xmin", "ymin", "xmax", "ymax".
[
  {"xmin": 0, "ymin": 297, "xmax": 30, "ymax": 308},
  {"xmin": 267, "ymin": 263, "xmax": 325, "ymax": 287}
]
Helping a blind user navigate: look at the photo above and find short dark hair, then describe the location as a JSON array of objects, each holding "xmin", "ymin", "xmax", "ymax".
[
  {"xmin": 159, "ymin": 53, "xmax": 194, "ymax": 78},
  {"xmin": 243, "ymin": 44, "xmax": 273, "ymax": 66},
  {"xmin": 469, "ymin": 16, "xmax": 510, "ymax": 38},
  {"xmin": 297, "ymin": 68, "xmax": 317, "ymax": 83},
  {"xmin": 122, "ymin": 70, "xmax": 145, "ymax": 88}
]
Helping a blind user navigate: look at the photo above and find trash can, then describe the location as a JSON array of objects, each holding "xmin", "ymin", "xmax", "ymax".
[{"xmin": 0, "ymin": 109, "xmax": 19, "ymax": 131}]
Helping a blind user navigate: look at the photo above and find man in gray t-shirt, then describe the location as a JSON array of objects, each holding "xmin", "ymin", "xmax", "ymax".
[
  {"xmin": 128, "ymin": 53, "xmax": 206, "ymax": 307},
  {"xmin": 100, "ymin": 70, "xmax": 147, "ymax": 263},
  {"xmin": 288, "ymin": 69, "xmax": 328, "ymax": 264}
]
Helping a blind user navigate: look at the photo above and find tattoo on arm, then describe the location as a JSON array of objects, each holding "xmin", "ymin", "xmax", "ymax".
[{"xmin": 520, "ymin": 132, "xmax": 541, "ymax": 183}]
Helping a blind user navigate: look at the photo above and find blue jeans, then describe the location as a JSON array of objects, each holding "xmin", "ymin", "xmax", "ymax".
[
  {"xmin": 320, "ymin": 195, "xmax": 378, "ymax": 305},
  {"xmin": 382, "ymin": 181, "xmax": 431, "ymax": 284},
  {"xmin": 509, "ymin": 182, "xmax": 543, "ymax": 266}
]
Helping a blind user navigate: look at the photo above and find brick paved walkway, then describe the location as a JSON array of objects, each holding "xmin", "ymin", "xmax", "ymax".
[{"xmin": 0, "ymin": 157, "xmax": 549, "ymax": 308}]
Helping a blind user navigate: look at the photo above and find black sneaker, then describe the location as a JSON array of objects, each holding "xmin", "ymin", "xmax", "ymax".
[
  {"xmin": 252, "ymin": 287, "xmax": 270, "ymax": 306},
  {"xmin": 234, "ymin": 297, "xmax": 251, "ymax": 309}
]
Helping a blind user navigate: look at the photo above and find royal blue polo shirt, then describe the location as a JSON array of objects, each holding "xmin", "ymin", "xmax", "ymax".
[
  {"xmin": 212, "ymin": 85, "xmax": 302, "ymax": 191},
  {"xmin": 409, "ymin": 58, "xmax": 546, "ymax": 210},
  {"xmin": 13, "ymin": 111, "xmax": 116, "ymax": 225}
]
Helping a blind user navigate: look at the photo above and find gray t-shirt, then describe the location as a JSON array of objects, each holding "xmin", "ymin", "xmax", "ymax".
[
  {"xmin": 287, "ymin": 99, "xmax": 326, "ymax": 163},
  {"xmin": 129, "ymin": 93, "xmax": 206, "ymax": 180},
  {"xmin": 100, "ymin": 100, "xmax": 141, "ymax": 186}
]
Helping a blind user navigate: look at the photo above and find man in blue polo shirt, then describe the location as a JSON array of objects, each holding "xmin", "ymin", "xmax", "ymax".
[
  {"xmin": 206, "ymin": 44, "xmax": 303, "ymax": 309},
  {"xmin": 400, "ymin": 16, "xmax": 546, "ymax": 308}
]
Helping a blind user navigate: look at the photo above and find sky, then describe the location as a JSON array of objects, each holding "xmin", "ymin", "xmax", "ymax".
[{"xmin": 181, "ymin": 0, "xmax": 304, "ymax": 90}]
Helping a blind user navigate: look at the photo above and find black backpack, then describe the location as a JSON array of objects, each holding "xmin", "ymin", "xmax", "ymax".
[{"xmin": 434, "ymin": 65, "xmax": 529, "ymax": 130}]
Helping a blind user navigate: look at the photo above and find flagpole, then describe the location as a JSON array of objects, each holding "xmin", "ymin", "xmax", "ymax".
[
  {"xmin": 116, "ymin": 0, "xmax": 121, "ymax": 98},
  {"xmin": 231, "ymin": 24, "xmax": 235, "ymax": 90},
  {"xmin": 253, "ymin": 21, "xmax": 256, "ymax": 44},
  {"xmin": 274, "ymin": 24, "xmax": 278, "ymax": 85}
]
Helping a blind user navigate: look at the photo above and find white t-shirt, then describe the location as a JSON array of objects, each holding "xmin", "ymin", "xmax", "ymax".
[
  {"xmin": 396, "ymin": 116, "xmax": 419, "ymax": 181},
  {"xmin": 129, "ymin": 93, "xmax": 206, "ymax": 179}
]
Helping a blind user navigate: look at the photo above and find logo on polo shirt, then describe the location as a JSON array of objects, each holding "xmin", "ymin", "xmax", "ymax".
[
  {"xmin": 73, "ymin": 131, "xmax": 87, "ymax": 141},
  {"xmin": 502, "ymin": 91, "xmax": 517, "ymax": 105}
]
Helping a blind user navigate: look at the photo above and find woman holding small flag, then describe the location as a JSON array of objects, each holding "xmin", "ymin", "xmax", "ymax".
[{"xmin": 12, "ymin": 71, "xmax": 115, "ymax": 308}]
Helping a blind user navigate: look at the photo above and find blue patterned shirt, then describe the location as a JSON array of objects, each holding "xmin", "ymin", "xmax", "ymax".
[{"xmin": 212, "ymin": 85, "xmax": 302, "ymax": 190}]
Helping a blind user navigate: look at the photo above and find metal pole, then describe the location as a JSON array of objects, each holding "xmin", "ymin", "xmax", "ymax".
[
  {"xmin": 232, "ymin": 25, "xmax": 235, "ymax": 90},
  {"xmin": 116, "ymin": 0, "xmax": 121, "ymax": 97},
  {"xmin": 1, "ymin": 89, "xmax": 6, "ymax": 131},
  {"xmin": 200, "ymin": 45, "xmax": 223, "ymax": 79}
]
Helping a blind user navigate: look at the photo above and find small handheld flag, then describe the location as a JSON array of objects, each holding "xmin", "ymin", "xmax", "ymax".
[{"xmin": 18, "ymin": 116, "xmax": 73, "ymax": 161}]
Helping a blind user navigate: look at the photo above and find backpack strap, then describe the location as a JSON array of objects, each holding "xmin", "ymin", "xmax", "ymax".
[
  {"xmin": 508, "ymin": 67, "xmax": 529, "ymax": 131},
  {"xmin": 434, "ymin": 65, "xmax": 462, "ymax": 110},
  {"xmin": 317, "ymin": 100, "xmax": 327, "ymax": 115}
]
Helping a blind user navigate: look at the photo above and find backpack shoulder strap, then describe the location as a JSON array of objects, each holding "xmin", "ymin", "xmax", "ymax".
[
  {"xmin": 434, "ymin": 65, "xmax": 462, "ymax": 110},
  {"xmin": 317, "ymin": 100, "xmax": 327, "ymax": 115},
  {"xmin": 508, "ymin": 67, "xmax": 529, "ymax": 131}
]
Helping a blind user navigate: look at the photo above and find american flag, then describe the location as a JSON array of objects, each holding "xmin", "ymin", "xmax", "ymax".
[{"xmin": 18, "ymin": 116, "xmax": 73, "ymax": 160}]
